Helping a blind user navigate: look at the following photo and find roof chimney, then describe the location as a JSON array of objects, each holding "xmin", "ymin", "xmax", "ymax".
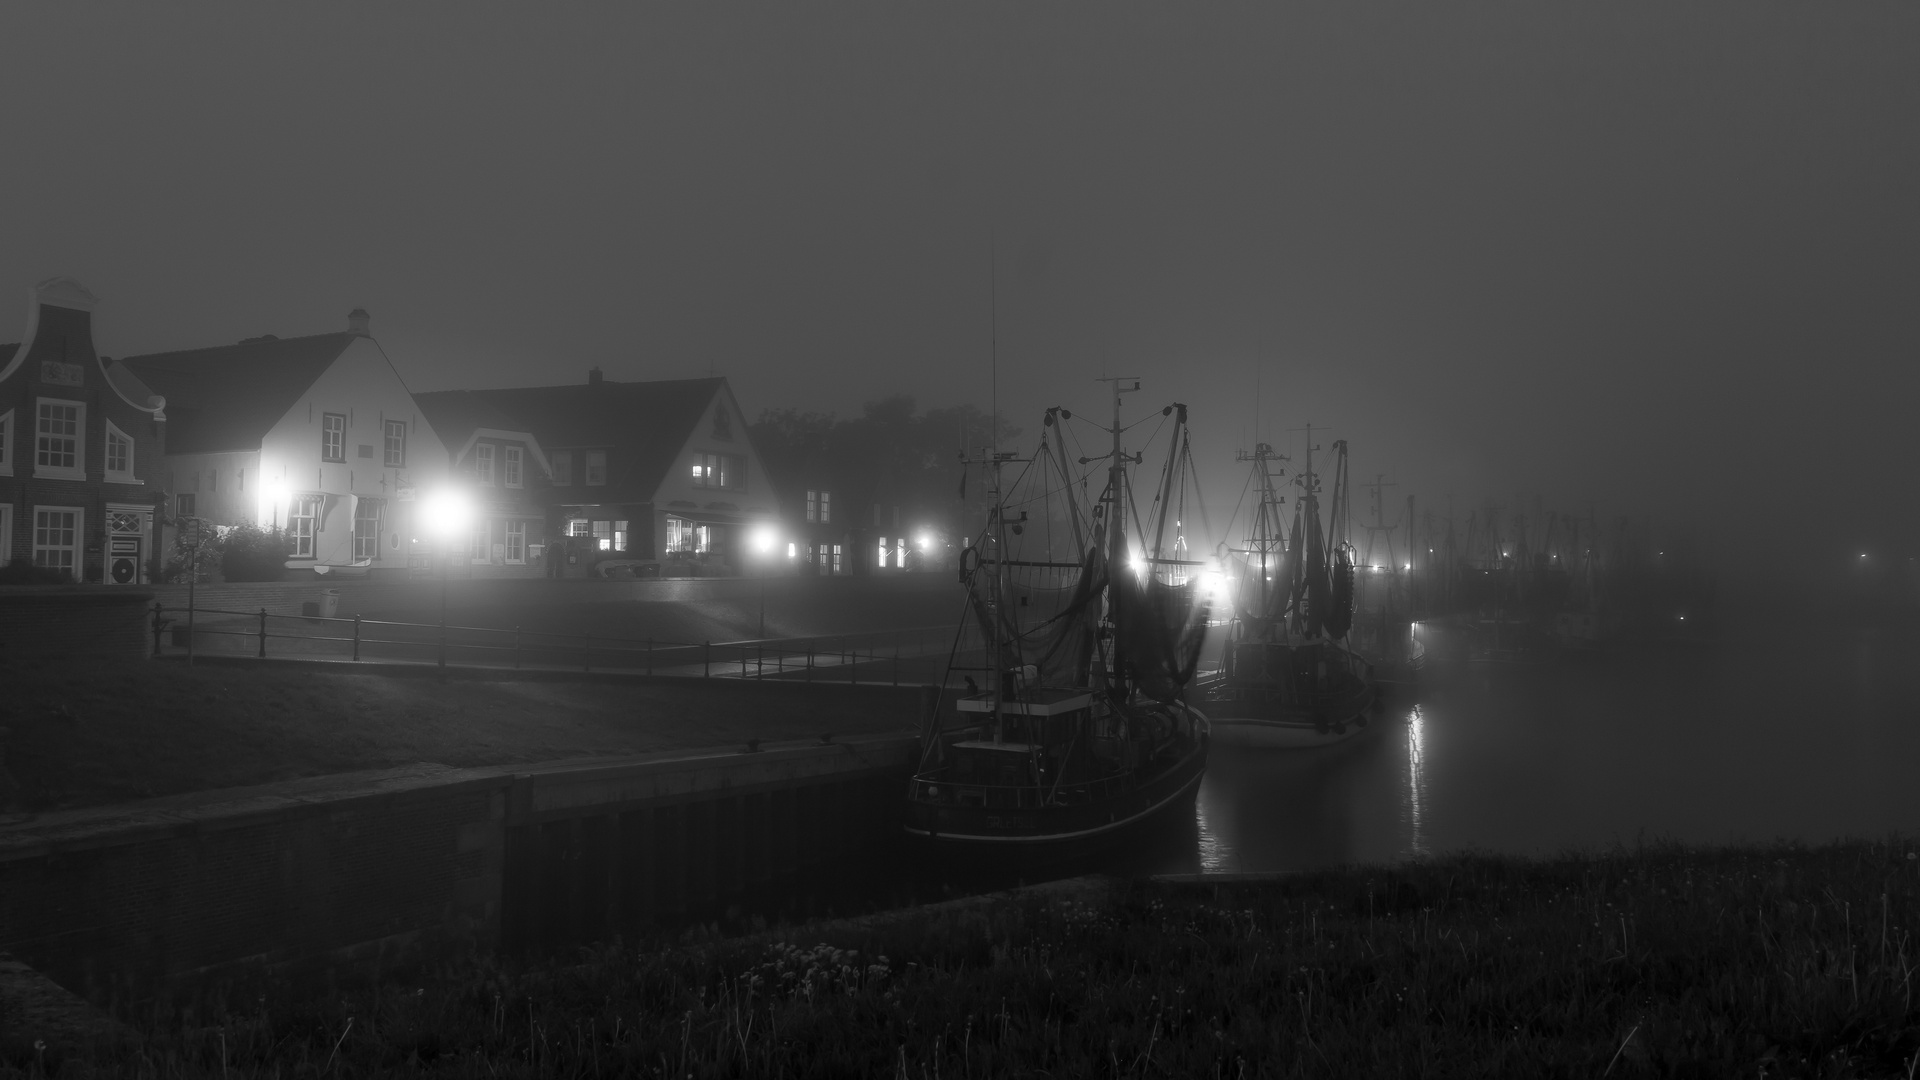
[
  {"xmin": 347, "ymin": 308, "xmax": 371, "ymax": 336},
  {"xmin": 587, "ymin": 367, "xmax": 603, "ymax": 385}
]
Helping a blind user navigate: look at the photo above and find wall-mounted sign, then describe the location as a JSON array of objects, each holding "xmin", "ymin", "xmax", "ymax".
[
  {"xmin": 397, "ymin": 487, "xmax": 416, "ymax": 502},
  {"xmin": 40, "ymin": 360, "xmax": 84, "ymax": 386}
]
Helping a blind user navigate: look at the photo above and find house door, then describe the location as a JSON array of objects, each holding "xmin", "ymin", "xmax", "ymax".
[{"xmin": 106, "ymin": 507, "xmax": 150, "ymax": 584}]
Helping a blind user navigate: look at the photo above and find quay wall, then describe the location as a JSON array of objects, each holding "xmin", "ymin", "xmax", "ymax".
[
  {"xmin": 0, "ymin": 731, "xmax": 920, "ymax": 1005},
  {"xmin": 0, "ymin": 586, "xmax": 153, "ymax": 660}
]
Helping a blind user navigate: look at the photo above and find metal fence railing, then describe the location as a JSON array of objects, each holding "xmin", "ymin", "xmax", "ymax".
[{"xmin": 148, "ymin": 602, "xmax": 960, "ymax": 686}]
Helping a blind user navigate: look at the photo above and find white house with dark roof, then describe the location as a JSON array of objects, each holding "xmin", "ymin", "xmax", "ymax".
[
  {"xmin": 122, "ymin": 310, "xmax": 451, "ymax": 579},
  {"xmin": 414, "ymin": 371, "xmax": 777, "ymax": 574},
  {"xmin": 0, "ymin": 278, "xmax": 170, "ymax": 583},
  {"xmin": 411, "ymin": 390, "xmax": 552, "ymax": 576}
]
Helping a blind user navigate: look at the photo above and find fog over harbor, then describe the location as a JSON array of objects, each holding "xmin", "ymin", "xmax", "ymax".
[
  {"xmin": 4, "ymin": 5, "xmax": 1916, "ymax": 580},
  {"xmin": 4, "ymin": 7, "xmax": 1920, "ymax": 1072}
]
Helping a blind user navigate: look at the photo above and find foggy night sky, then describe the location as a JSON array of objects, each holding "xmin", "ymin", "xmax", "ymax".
[{"xmin": 4, "ymin": 5, "xmax": 1916, "ymax": 566}]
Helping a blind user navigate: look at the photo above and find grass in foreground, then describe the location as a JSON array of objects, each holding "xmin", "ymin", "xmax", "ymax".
[
  {"xmin": 13, "ymin": 838, "xmax": 1920, "ymax": 1078},
  {"xmin": 0, "ymin": 655, "xmax": 915, "ymax": 812}
]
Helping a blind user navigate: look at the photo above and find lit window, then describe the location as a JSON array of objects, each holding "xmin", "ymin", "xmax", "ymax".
[
  {"xmin": 831, "ymin": 544, "xmax": 842, "ymax": 574},
  {"xmin": 567, "ymin": 519, "xmax": 591, "ymax": 537},
  {"xmin": 551, "ymin": 450, "xmax": 573, "ymax": 486},
  {"xmin": 505, "ymin": 521, "xmax": 526, "ymax": 563},
  {"xmin": 787, "ymin": 542, "xmax": 796, "ymax": 559},
  {"xmin": 614, "ymin": 518, "xmax": 628, "ymax": 551},
  {"xmin": 806, "ymin": 490, "xmax": 818, "ymax": 522},
  {"xmin": 36, "ymin": 400, "xmax": 82, "ymax": 475},
  {"xmin": 353, "ymin": 499, "xmax": 382, "ymax": 561},
  {"xmin": 592, "ymin": 520, "xmax": 612, "ymax": 551},
  {"xmin": 475, "ymin": 443, "xmax": 495, "ymax": 486},
  {"xmin": 818, "ymin": 490, "xmax": 831, "ymax": 523},
  {"xmin": 105, "ymin": 422, "xmax": 133, "ymax": 481},
  {"xmin": 288, "ymin": 497, "xmax": 319, "ymax": 557},
  {"xmin": 321, "ymin": 414, "xmax": 345, "ymax": 462},
  {"xmin": 877, "ymin": 539, "xmax": 887, "ymax": 568},
  {"xmin": 32, "ymin": 507, "xmax": 80, "ymax": 578},
  {"xmin": 586, "ymin": 450, "xmax": 607, "ymax": 485},
  {"xmin": 692, "ymin": 453, "xmax": 742, "ymax": 488},
  {"xmin": 384, "ymin": 420, "xmax": 407, "ymax": 466},
  {"xmin": 504, "ymin": 445, "xmax": 523, "ymax": 488}
]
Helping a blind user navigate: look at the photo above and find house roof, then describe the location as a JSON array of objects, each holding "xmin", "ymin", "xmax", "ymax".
[
  {"xmin": 411, "ymin": 389, "xmax": 536, "ymax": 449},
  {"xmin": 419, "ymin": 377, "xmax": 727, "ymax": 497},
  {"xmin": 120, "ymin": 333, "xmax": 359, "ymax": 453},
  {"xmin": 102, "ymin": 358, "xmax": 161, "ymax": 412}
]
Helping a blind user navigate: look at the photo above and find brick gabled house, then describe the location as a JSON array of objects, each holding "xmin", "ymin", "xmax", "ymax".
[
  {"xmin": 121, "ymin": 309, "xmax": 452, "ymax": 580},
  {"xmin": 0, "ymin": 278, "xmax": 169, "ymax": 583},
  {"xmin": 417, "ymin": 372, "xmax": 777, "ymax": 572}
]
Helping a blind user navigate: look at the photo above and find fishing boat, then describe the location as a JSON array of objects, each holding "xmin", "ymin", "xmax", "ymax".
[
  {"xmin": 1197, "ymin": 433, "xmax": 1380, "ymax": 749},
  {"xmin": 903, "ymin": 379, "xmax": 1211, "ymax": 858}
]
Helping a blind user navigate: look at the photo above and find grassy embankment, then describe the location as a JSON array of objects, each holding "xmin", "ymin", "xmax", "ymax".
[
  {"xmin": 0, "ymin": 655, "xmax": 917, "ymax": 813},
  {"xmin": 12, "ymin": 838, "xmax": 1920, "ymax": 1078}
]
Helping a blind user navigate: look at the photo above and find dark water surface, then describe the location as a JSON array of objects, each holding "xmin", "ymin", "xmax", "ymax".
[{"xmin": 1152, "ymin": 607, "xmax": 1920, "ymax": 875}]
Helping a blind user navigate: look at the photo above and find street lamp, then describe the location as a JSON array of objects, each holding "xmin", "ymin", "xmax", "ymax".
[
  {"xmin": 421, "ymin": 489, "xmax": 472, "ymax": 667},
  {"xmin": 750, "ymin": 523, "xmax": 778, "ymax": 638}
]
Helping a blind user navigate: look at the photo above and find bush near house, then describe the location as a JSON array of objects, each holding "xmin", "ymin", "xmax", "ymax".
[
  {"xmin": 0, "ymin": 556, "xmax": 70, "ymax": 585},
  {"xmin": 219, "ymin": 525, "xmax": 292, "ymax": 583}
]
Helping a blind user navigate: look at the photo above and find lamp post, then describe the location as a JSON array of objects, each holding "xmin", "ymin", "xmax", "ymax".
[
  {"xmin": 749, "ymin": 524, "xmax": 777, "ymax": 638},
  {"xmin": 421, "ymin": 489, "xmax": 472, "ymax": 668}
]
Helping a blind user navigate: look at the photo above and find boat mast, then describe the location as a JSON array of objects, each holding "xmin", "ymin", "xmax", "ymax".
[
  {"xmin": 988, "ymin": 241, "xmax": 1006, "ymax": 742},
  {"xmin": 1097, "ymin": 376, "xmax": 1139, "ymax": 687}
]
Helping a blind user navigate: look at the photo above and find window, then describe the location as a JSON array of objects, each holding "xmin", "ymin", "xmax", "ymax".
[
  {"xmin": 0, "ymin": 408, "xmax": 12, "ymax": 476},
  {"xmin": 177, "ymin": 493, "xmax": 196, "ymax": 517},
  {"xmin": 664, "ymin": 516, "xmax": 710, "ymax": 554},
  {"xmin": 35, "ymin": 399, "xmax": 83, "ymax": 478},
  {"xmin": 32, "ymin": 507, "xmax": 80, "ymax": 579},
  {"xmin": 878, "ymin": 538, "xmax": 887, "ymax": 568},
  {"xmin": 712, "ymin": 405, "xmax": 732, "ymax": 441},
  {"xmin": 614, "ymin": 519, "xmax": 628, "ymax": 551},
  {"xmin": 384, "ymin": 420, "xmax": 407, "ymax": 466},
  {"xmin": 591, "ymin": 520, "xmax": 612, "ymax": 551},
  {"xmin": 692, "ymin": 452, "xmax": 743, "ymax": 489},
  {"xmin": 787, "ymin": 542, "xmax": 796, "ymax": 559},
  {"xmin": 288, "ymin": 496, "xmax": 319, "ymax": 558},
  {"xmin": 585, "ymin": 450, "xmax": 606, "ymax": 486},
  {"xmin": 551, "ymin": 450, "xmax": 572, "ymax": 486},
  {"xmin": 567, "ymin": 519, "xmax": 591, "ymax": 537},
  {"xmin": 504, "ymin": 445, "xmax": 523, "ymax": 488},
  {"xmin": 831, "ymin": 544, "xmax": 842, "ymax": 574},
  {"xmin": 322, "ymin": 413, "xmax": 346, "ymax": 462},
  {"xmin": 103, "ymin": 422, "xmax": 134, "ymax": 482},
  {"xmin": 353, "ymin": 499, "xmax": 382, "ymax": 561},
  {"xmin": 818, "ymin": 490, "xmax": 831, "ymax": 523},
  {"xmin": 472, "ymin": 518, "xmax": 493, "ymax": 563},
  {"xmin": 505, "ymin": 521, "xmax": 526, "ymax": 564},
  {"xmin": 475, "ymin": 443, "xmax": 495, "ymax": 486},
  {"xmin": 806, "ymin": 490, "xmax": 818, "ymax": 522}
]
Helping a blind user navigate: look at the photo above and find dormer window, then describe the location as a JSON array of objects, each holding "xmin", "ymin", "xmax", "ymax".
[
  {"xmin": 504, "ymin": 445, "xmax": 523, "ymax": 488},
  {"xmin": 476, "ymin": 443, "xmax": 495, "ymax": 486},
  {"xmin": 551, "ymin": 450, "xmax": 572, "ymax": 486},
  {"xmin": 105, "ymin": 421, "xmax": 135, "ymax": 483},
  {"xmin": 585, "ymin": 450, "xmax": 606, "ymax": 486}
]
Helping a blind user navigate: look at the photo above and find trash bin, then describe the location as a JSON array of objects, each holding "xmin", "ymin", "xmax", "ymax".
[{"xmin": 321, "ymin": 589, "xmax": 340, "ymax": 617}]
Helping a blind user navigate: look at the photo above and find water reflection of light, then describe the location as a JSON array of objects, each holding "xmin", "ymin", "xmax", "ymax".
[
  {"xmin": 1195, "ymin": 778, "xmax": 1235, "ymax": 872},
  {"xmin": 1403, "ymin": 704, "xmax": 1428, "ymax": 856}
]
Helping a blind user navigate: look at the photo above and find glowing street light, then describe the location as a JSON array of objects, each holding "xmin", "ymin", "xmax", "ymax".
[
  {"xmin": 421, "ymin": 488, "xmax": 473, "ymax": 669},
  {"xmin": 749, "ymin": 523, "xmax": 779, "ymax": 637}
]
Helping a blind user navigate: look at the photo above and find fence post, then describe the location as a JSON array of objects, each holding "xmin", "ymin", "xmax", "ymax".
[
  {"xmin": 353, "ymin": 614, "xmax": 362, "ymax": 661},
  {"xmin": 150, "ymin": 603, "xmax": 165, "ymax": 657},
  {"xmin": 704, "ymin": 640, "xmax": 711, "ymax": 678},
  {"xmin": 257, "ymin": 608, "xmax": 268, "ymax": 658},
  {"xmin": 850, "ymin": 647, "xmax": 857, "ymax": 685},
  {"xmin": 806, "ymin": 648, "xmax": 813, "ymax": 683},
  {"xmin": 514, "ymin": 626, "xmax": 522, "ymax": 670}
]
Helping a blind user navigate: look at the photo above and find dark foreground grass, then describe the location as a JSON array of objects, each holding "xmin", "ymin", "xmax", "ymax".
[{"xmin": 10, "ymin": 839, "xmax": 1920, "ymax": 1078}]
